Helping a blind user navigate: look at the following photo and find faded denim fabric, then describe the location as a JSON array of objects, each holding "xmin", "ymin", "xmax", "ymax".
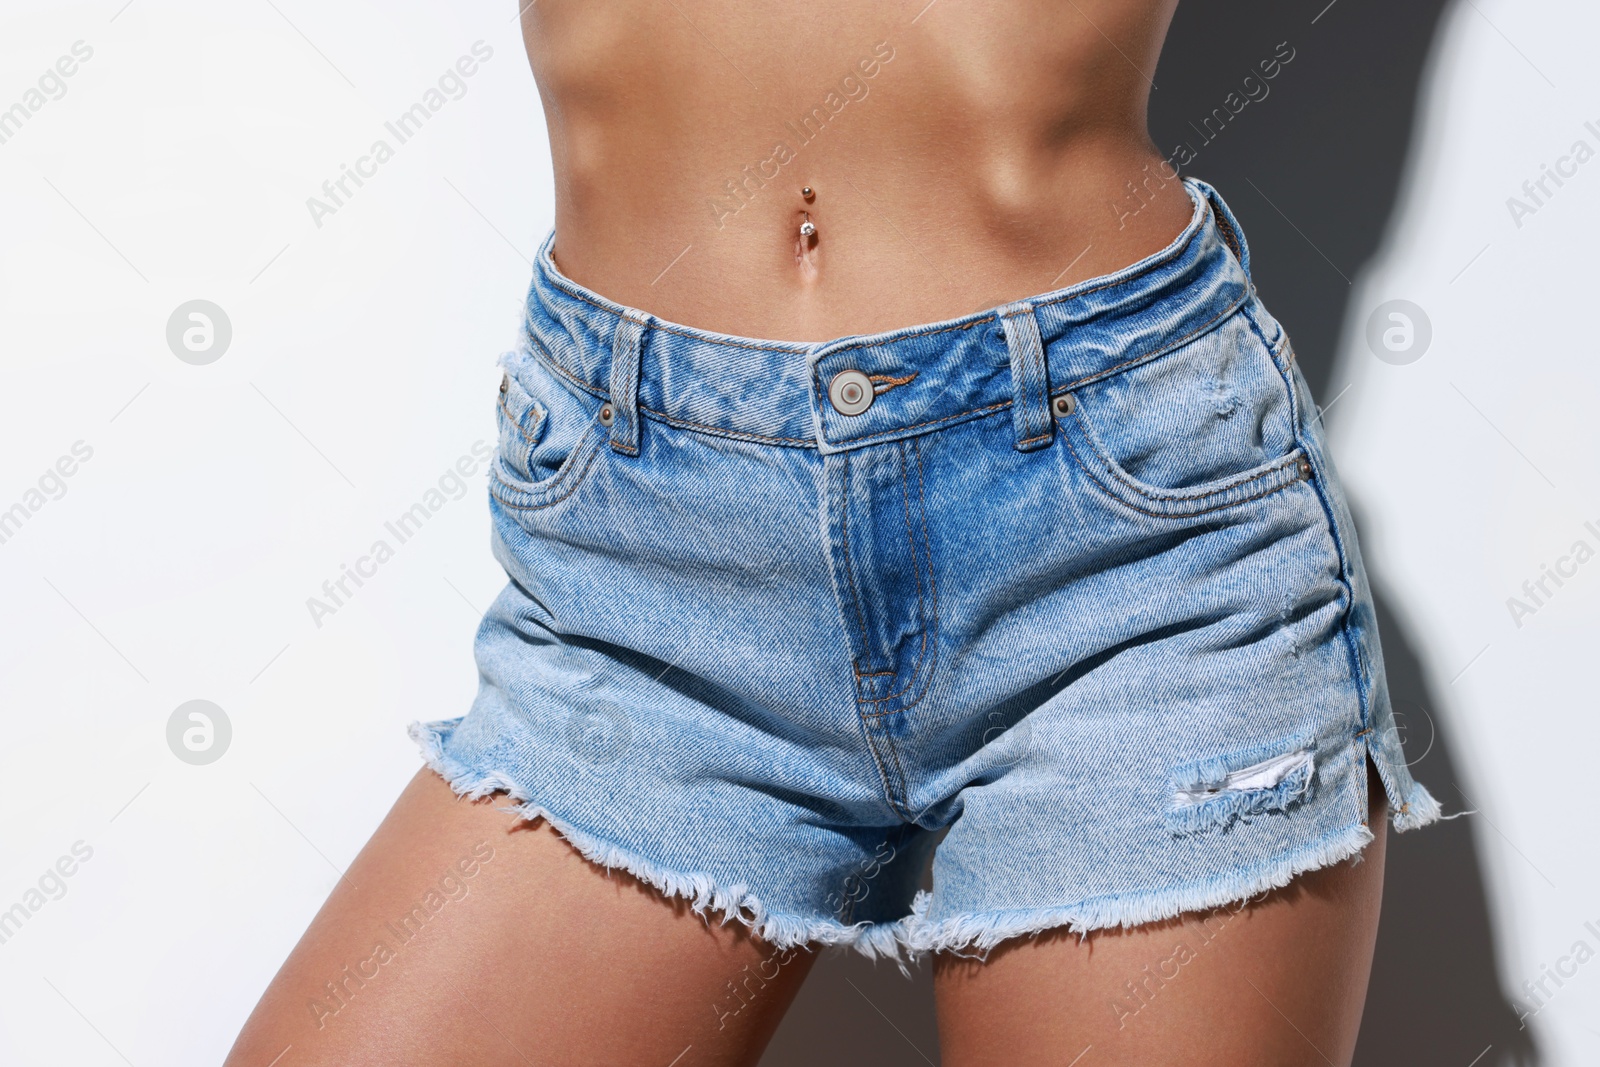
[{"xmin": 412, "ymin": 178, "xmax": 1439, "ymax": 962}]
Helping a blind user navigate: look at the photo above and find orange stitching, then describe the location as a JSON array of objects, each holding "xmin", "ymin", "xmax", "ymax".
[
  {"xmin": 642, "ymin": 406, "xmax": 813, "ymax": 446},
  {"xmin": 531, "ymin": 250, "xmax": 1247, "ymax": 456},
  {"xmin": 1028, "ymin": 213, "xmax": 1205, "ymax": 311},
  {"xmin": 839, "ymin": 455, "xmax": 876, "ymax": 671},
  {"xmin": 857, "ymin": 438, "xmax": 941, "ymax": 714},
  {"xmin": 868, "ymin": 442, "xmax": 931, "ymax": 705},
  {"xmin": 1212, "ymin": 206, "xmax": 1244, "ymax": 264},
  {"xmin": 497, "ymin": 389, "xmax": 542, "ymax": 448},
  {"xmin": 538, "ymin": 275, "xmax": 808, "ymax": 352},
  {"xmin": 913, "ymin": 436, "xmax": 941, "ymax": 694},
  {"xmin": 852, "ymin": 444, "xmax": 936, "ymax": 708},
  {"xmin": 1028, "ymin": 315, "xmax": 1048, "ymax": 439},
  {"xmin": 855, "ymin": 632, "xmax": 929, "ymax": 709},
  {"xmin": 488, "ymin": 429, "xmax": 603, "ymax": 511},
  {"xmin": 527, "ymin": 335, "xmax": 817, "ymax": 447},
  {"xmin": 1064, "ymin": 393, "xmax": 1306, "ymax": 503},
  {"xmin": 1059, "ymin": 429, "xmax": 1306, "ymax": 520},
  {"xmin": 881, "ymin": 732, "xmax": 914, "ymax": 822},
  {"xmin": 860, "ymin": 727, "xmax": 914, "ymax": 823},
  {"xmin": 824, "ymin": 301, "xmax": 1242, "ymax": 449},
  {"xmin": 828, "ymin": 397, "xmax": 1014, "ymax": 446},
  {"xmin": 826, "ymin": 317, "xmax": 993, "ymax": 359},
  {"xmin": 1058, "ymin": 298, "xmax": 1243, "ymax": 391}
]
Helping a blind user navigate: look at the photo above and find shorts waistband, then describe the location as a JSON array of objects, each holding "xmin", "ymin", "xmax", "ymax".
[{"xmin": 522, "ymin": 177, "xmax": 1256, "ymax": 454}]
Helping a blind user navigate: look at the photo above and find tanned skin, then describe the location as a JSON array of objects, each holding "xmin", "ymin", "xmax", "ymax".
[
  {"xmin": 225, "ymin": 4, "xmax": 1387, "ymax": 1064},
  {"xmin": 530, "ymin": 0, "xmax": 1195, "ymax": 341}
]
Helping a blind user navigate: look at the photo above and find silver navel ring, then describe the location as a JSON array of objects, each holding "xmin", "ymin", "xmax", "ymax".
[{"xmin": 799, "ymin": 213, "xmax": 816, "ymax": 238}]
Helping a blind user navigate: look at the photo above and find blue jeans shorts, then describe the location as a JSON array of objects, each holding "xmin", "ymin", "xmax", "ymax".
[{"xmin": 412, "ymin": 178, "xmax": 1440, "ymax": 961}]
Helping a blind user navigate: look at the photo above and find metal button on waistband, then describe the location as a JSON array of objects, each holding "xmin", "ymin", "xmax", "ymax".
[
  {"xmin": 828, "ymin": 369, "xmax": 874, "ymax": 416},
  {"xmin": 1052, "ymin": 393, "xmax": 1076, "ymax": 417},
  {"xmin": 598, "ymin": 402, "xmax": 615, "ymax": 427}
]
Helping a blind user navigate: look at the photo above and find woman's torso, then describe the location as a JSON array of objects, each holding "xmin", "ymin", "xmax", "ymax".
[{"xmin": 522, "ymin": 0, "xmax": 1191, "ymax": 340}]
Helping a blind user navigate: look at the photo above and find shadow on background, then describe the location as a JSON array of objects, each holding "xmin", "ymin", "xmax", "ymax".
[
  {"xmin": 1360, "ymin": 575, "xmax": 1538, "ymax": 1066},
  {"xmin": 764, "ymin": 1, "xmax": 1534, "ymax": 1062}
]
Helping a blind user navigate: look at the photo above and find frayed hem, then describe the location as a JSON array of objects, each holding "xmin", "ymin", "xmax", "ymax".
[
  {"xmin": 407, "ymin": 718, "xmax": 915, "ymax": 970},
  {"xmin": 1390, "ymin": 777, "xmax": 1443, "ymax": 832},
  {"xmin": 896, "ymin": 817, "xmax": 1377, "ymax": 960}
]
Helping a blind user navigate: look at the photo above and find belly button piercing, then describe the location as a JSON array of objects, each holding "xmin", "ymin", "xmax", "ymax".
[
  {"xmin": 801, "ymin": 186, "xmax": 814, "ymax": 201},
  {"xmin": 800, "ymin": 212, "xmax": 816, "ymax": 238}
]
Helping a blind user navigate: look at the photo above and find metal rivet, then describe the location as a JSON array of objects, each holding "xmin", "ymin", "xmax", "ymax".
[
  {"xmin": 1052, "ymin": 393, "xmax": 1076, "ymax": 417},
  {"xmin": 598, "ymin": 403, "xmax": 614, "ymax": 427},
  {"xmin": 499, "ymin": 374, "xmax": 508, "ymax": 394},
  {"xmin": 828, "ymin": 369, "xmax": 875, "ymax": 416},
  {"xmin": 1298, "ymin": 457, "xmax": 1313, "ymax": 479}
]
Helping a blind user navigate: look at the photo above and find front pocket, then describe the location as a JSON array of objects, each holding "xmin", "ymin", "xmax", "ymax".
[
  {"xmin": 495, "ymin": 366, "xmax": 549, "ymax": 484},
  {"xmin": 489, "ymin": 347, "xmax": 607, "ymax": 512},
  {"xmin": 1056, "ymin": 306, "xmax": 1310, "ymax": 519}
]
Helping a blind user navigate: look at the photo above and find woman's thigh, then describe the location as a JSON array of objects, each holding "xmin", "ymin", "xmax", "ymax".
[
  {"xmin": 932, "ymin": 763, "xmax": 1389, "ymax": 1067},
  {"xmin": 224, "ymin": 768, "xmax": 813, "ymax": 1067}
]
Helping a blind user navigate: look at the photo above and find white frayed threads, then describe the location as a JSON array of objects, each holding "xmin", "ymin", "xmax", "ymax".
[
  {"xmin": 406, "ymin": 720, "xmax": 901, "ymax": 964},
  {"xmin": 1171, "ymin": 749, "xmax": 1314, "ymax": 807},
  {"xmin": 1165, "ymin": 746, "xmax": 1317, "ymax": 835},
  {"xmin": 898, "ymin": 820, "xmax": 1375, "ymax": 961}
]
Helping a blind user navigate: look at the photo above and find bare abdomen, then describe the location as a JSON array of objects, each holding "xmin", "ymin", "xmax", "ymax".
[{"xmin": 523, "ymin": 0, "xmax": 1190, "ymax": 341}]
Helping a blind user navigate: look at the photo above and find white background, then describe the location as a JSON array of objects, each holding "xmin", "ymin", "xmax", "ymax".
[
  {"xmin": 1328, "ymin": 0, "xmax": 1600, "ymax": 1062},
  {"xmin": 0, "ymin": 0, "xmax": 1595, "ymax": 1064}
]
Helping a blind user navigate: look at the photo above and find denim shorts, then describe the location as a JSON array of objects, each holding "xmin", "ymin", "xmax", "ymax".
[{"xmin": 411, "ymin": 178, "xmax": 1440, "ymax": 961}]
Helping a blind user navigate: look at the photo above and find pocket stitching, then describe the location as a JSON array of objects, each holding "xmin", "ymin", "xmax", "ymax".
[
  {"xmin": 497, "ymin": 387, "xmax": 545, "ymax": 450},
  {"xmin": 1069, "ymin": 398, "xmax": 1303, "ymax": 502},
  {"xmin": 489, "ymin": 422, "xmax": 605, "ymax": 512},
  {"xmin": 1060, "ymin": 411, "xmax": 1306, "ymax": 518},
  {"xmin": 491, "ymin": 348, "xmax": 606, "ymax": 511}
]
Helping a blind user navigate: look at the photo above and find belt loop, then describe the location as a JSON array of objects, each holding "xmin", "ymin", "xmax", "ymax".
[
  {"xmin": 1197, "ymin": 179, "xmax": 1252, "ymax": 281},
  {"xmin": 608, "ymin": 308, "xmax": 649, "ymax": 456},
  {"xmin": 997, "ymin": 301, "xmax": 1053, "ymax": 453}
]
